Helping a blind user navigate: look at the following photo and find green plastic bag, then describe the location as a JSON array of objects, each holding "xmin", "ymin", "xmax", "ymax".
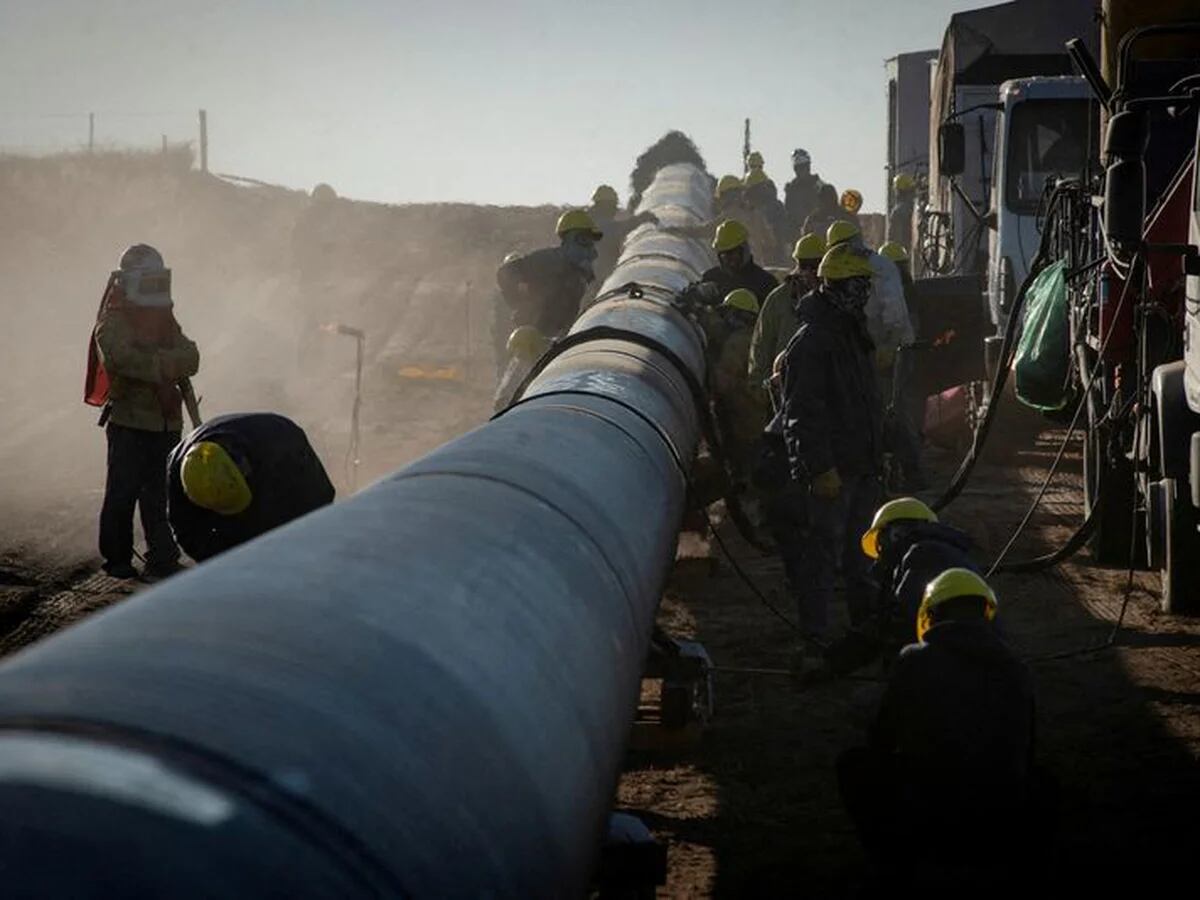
[{"xmin": 1014, "ymin": 260, "xmax": 1070, "ymax": 411}]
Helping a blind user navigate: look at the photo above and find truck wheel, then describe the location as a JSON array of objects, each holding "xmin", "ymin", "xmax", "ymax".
[{"xmin": 1160, "ymin": 477, "xmax": 1200, "ymax": 614}]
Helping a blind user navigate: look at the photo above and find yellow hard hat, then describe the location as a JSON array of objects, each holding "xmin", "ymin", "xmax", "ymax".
[
  {"xmin": 744, "ymin": 168, "xmax": 768, "ymax": 188},
  {"xmin": 712, "ymin": 219, "xmax": 750, "ymax": 253},
  {"xmin": 181, "ymin": 441, "xmax": 252, "ymax": 516},
  {"xmin": 818, "ymin": 243, "xmax": 873, "ymax": 281},
  {"xmin": 840, "ymin": 189, "xmax": 863, "ymax": 214},
  {"xmin": 506, "ymin": 325, "xmax": 549, "ymax": 363},
  {"xmin": 917, "ymin": 568, "xmax": 998, "ymax": 642},
  {"xmin": 591, "ymin": 184, "xmax": 619, "ymax": 211},
  {"xmin": 556, "ymin": 209, "xmax": 603, "ymax": 240},
  {"xmin": 860, "ymin": 497, "xmax": 938, "ymax": 559},
  {"xmin": 722, "ymin": 288, "xmax": 759, "ymax": 315},
  {"xmin": 879, "ymin": 241, "xmax": 908, "ymax": 264},
  {"xmin": 826, "ymin": 219, "xmax": 861, "ymax": 247},
  {"xmin": 893, "ymin": 172, "xmax": 916, "ymax": 193},
  {"xmin": 746, "ymin": 150, "xmax": 764, "ymax": 169},
  {"xmin": 715, "ymin": 174, "xmax": 743, "ymax": 199},
  {"xmin": 792, "ymin": 233, "xmax": 827, "ymax": 263}
]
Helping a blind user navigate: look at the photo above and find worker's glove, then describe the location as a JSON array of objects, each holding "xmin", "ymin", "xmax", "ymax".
[
  {"xmin": 874, "ymin": 345, "xmax": 897, "ymax": 372},
  {"xmin": 810, "ymin": 467, "xmax": 842, "ymax": 500}
]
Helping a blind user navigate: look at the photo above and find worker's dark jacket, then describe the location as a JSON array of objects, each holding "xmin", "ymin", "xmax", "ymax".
[
  {"xmin": 880, "ymin": 521, "xmax": 980, "ymax": 623},
  {"xmin": 870, "ymin": 621, "xmax": 1035, "ymax": 812},
  {"xmin": 699, "ymin": 260, "xmax": 778, "ymax": 307},
  {"xmin": 496, "ymin": 246, "xmax": 589, "ymax": 337},
  {"xmin": 784, "ymin": 175, "xmax": 821, "ymax": 231},
  {"xmin": 167, "ymin": 413, "xmax": 335, "ymax": 562},
  {"xmin": 776, "ymin": 289, "xmax": 880, "ymax": 481}
]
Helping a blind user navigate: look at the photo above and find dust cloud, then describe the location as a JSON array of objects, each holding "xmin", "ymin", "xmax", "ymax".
[{"xmin": 0, "ymin": 148, "xmax": 560, "ymax": 564}]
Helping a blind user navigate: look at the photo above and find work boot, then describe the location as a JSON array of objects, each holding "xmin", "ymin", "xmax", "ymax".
[
  {"xmin": 140, "ymin": 559, "xmax": 187, "ymax": 583},
  {"xmin": 102, "ymin": 561, "xmax": 139, "ymax": 580}
]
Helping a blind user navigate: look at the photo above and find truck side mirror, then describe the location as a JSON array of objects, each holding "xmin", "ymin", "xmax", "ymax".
[
  {"xmin": 1104, "ymin": 159, "xmax": 1146, "ymax": 246},
  {"xmin": 939, "ymin": 122, "xmax": 966, "ymax": 178},
  {"xmin": 1103, "ymin": 111, "xmax": 1148, "ymax": 246},
  {"xmin": 1104, "ymin": 110, "xmax": 1149, "ymax": 164}
]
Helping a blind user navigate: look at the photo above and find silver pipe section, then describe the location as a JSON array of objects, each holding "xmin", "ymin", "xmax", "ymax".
[{"xmin": 0, "ymin": 163, "xmax": 715, "ymax": 897}]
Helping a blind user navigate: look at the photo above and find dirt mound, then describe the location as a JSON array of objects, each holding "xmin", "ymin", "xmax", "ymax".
[{"xmin": 0, "ymin": 149, "xmax": 560, "ymax": 561}]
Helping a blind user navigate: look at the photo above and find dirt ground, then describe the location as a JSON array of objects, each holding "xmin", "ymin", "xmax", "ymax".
[{"xmin": 620, "ymin": 421, "xmax": 1200, "ymax": 896}]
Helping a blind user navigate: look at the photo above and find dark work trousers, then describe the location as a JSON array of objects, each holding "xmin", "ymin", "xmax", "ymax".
[
  {"xmin": 99, "ymin": 423, "xmax": 180, "ymax": 570},
  {"xmin": 797, "ymin": 474, "xmax": 880, "ymax": 640}
]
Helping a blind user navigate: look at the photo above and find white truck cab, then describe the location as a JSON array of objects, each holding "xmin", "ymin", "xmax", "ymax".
[{"xmin": 987, "ymin": 76, "xmax": 1096, "ymax": 327}]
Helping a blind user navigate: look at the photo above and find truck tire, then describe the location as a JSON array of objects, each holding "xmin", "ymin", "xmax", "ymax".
[{"xmin": 1160, "ymin": 477, "xmax": 1200, "ymax": 614}]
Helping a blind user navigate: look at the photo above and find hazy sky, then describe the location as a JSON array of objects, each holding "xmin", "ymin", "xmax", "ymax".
[{"xmin": 0, "ymin": 0, "xmax": 976, "ymax": 211}]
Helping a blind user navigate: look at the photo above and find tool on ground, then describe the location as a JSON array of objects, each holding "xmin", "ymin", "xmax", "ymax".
[{"xmin": 322, "ymin": 322, "xmax": 365, "ymax": 492}]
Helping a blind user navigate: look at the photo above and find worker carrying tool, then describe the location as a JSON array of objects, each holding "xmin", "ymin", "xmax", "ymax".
[
  {"xmin": 783, "ymin": 147, "xmax": 824, "ymax": 234},
  {"xmin": 493, "ymin": 325, "xmax": 550, "ymax": 412},
  {"xmin": 88, "ymin": 243, "xmax": 200, "ymax": 581},
  {"xmin": 860, "ymin": 497, "xmax": 980, "ymax": 644},
  {"xmin": 837, "ymin": 568, "xmax": 1038, "ymax": 879},
  {"xmin": 167, "ymin": 413, "xmax": 335, "ymax": 562},
  {"xmin": 774, "ymin": 243, "xmax": 881, "ymax": 665},
  {"xmin": 496, "ymin": 210, "xmax": 602, "ymax": 340},
  {"xmin": 747, "ymin": 232, "xmax": 826, "ymax": 398},
  {"xmin": 700, "ymin": 219, "xmax": 778, "ymax": 306},
  {"xmin": 887, "ymin": 172, "xmax": 918, "ymax": 253}
]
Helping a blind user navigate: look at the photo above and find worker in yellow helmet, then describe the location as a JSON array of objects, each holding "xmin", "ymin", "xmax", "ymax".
[
  {"xmin": 705, "ymin": 289, "xmax": 769, "ymax": 490},
  {"xmin": 747, "ymin": 233, "xmax": 826, "ymax": 398},
  {"xmin": 838, "ymin": 567, "xmax": 1036, "ymax": 873},
  {"xmin": 585, "ymin": 184, "xmax": 657, "ymax": 299},
  {"xmin": 888, "ymin": 171, "xmax": 918, "ymax": 252},
  {"xmin": 840, "ymin": 188, "xmax": 864, "ymax": 216},
  {"xmin": 699, "ymin": 219, "xmax": 778, "ymax": 307},
  {"xmin": 496, "ymin": 209, "xmax": 602, "ymax": 348},
  {"xmin": 861, "ymin": 496, "xmax": 979, "ymax": 642},
  {"xmin": 770, "ymin": 243, "xmax": 882, "ymax": 666},
  {"xmin": 714, "ymin": 174, "xmax": 746, "ymax": 219},
  {"xmin": 742, "ymin": 151, "xmax": 788, "ymax": 265},
  {"xmin": 167, "ymin": 413, "xmax": 335, "ymax": 562},
  {"xmin": 493, "ymin": 325, "xmax": 551, "ymax": 412}
]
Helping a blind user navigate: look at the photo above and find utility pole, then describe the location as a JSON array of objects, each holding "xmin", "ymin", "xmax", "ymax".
[
  {"xmin": 88, "ymin": 113, "xmax": 94, "ymax": 153},
  {"xmin": 198, "ymin": 109, "xmax": 208, "ymax": 173},
  {"xmin": 742, "ymin": 118, "xmax": 750, "ymax": 173}
]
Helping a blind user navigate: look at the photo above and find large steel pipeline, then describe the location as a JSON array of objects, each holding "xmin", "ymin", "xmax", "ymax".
[{"xmin": 0, "ymin": 163, "xmax": 715, "ymax": 897}]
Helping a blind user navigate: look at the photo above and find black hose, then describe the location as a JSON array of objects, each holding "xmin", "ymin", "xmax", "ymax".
[{"xmin": 930, "ymin": 185, "xmax": 1072, "ymax": 513}]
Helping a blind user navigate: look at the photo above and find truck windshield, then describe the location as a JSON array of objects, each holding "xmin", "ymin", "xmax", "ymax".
[{"xmin": 1005, "ymin": 99, "xmax": 1091, "ymax": 213}]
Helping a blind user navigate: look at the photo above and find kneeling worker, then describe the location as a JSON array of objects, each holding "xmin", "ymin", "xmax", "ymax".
[
  {"xmin": 167, "ymin": 412, "xmax": 335, "ymax": 562},
  {"xmin": 838, "ymin": 569, "xmax": 1036, "ymax": 879}
]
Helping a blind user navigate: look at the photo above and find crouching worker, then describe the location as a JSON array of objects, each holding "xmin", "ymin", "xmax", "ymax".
[
  {"xmin": 837, "ymin": 569, "xmax": 1041, "ymax": 886},
  {"xmin": 860, "ymin": 497, "xmax": 980, "ymax": 647},
  {"xmin": 167, "ymin": 413, "xmax": 335, "ymax": 562}
]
